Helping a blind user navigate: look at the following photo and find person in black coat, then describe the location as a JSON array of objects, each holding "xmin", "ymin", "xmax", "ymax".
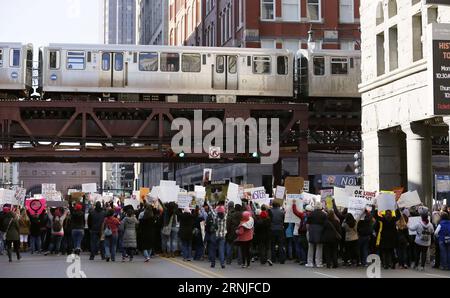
[
  {"xmin": 254, "ymin": 207, "xmax": 272, "ymax": 265},
  {"xmin": 322, "ymin": 210, "xmax": 342, "ymax": 268},
  {"xmin": 178, "ymin": 207, "xmax": 195, "ymax": 261},
  {"xmin": 375, "ymin": 208, "xmax": 401, "ymax": 269},
  {"xmin": 139, "ymin": 204, "xmax": 157, "ymax": 262}
]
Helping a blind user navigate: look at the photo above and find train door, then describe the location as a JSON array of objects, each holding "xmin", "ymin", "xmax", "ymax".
[
  {"xmin": 213, "ymin": 55, "xmax": 238, "ymax": 90},
  {"xmin": 101, "ymin": 52, "xmax": 125, "ymax": 88}
]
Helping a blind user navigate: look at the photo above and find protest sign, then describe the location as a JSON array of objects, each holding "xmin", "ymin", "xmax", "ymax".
[
  {"xmin": 159, "ymin": 185, "xmax": 180, "ymax": 203},
  {"xmin": 275, "ymin": 186, "xmax": 286, "ymax": 200},
  {"xmin": 284, "ymin": 177, "xmax": 305, "ymax": 194},
  {"xmin": 408, "ymin": 216, "xmax": 422, "ymax": 236},
  {"xmin": 0, "ymin": 188, "xmax": 18, "ymax": 205},
  {"xmin": 397, "ymin": 191, "xmax": 422, "ymax": 209},
  {"xmin": 69, "ymin": 192, "xmax": 84, "ymax": 202},
  {"xmin": 320, "ymin": 189, "xmax": 334, "ymax": 199},
  {"xmin": 25, "ymin": 199, "xmax": 46, "ymax": 216},
  {"xmin": 177, "ymin": 194, "xmax": 193, "ymax": 209},
  {"xmin": 160, "ymin": 180, "xmax": 177, "ymax": 187},
  {"xmin": 124, "ymin": 198, "xmax": 140, "ymax": 210},
  {"xmin": 376, "ymin": 193, "xmax": 396, "ymax": 211},
  {"xmin": 347, "ymin": 197, "xmax": 368, "ymax": 219},
  {"xmin": 42, "ymin": 184, "xmax": 56, "ymax": 194},
  {"xmin": 140, "ymin": 188, "xmax": 150, "ymax": 200},
  {"xmin": 252, "ymin": 197, "xmax": 271, "ymax": 209},
  {"xmin": 12, "ymin": 187, "xmax": 27, "ymax": 206},
  {"xmin": 149, "ymin": 186, "xmax": 160, "ymax": 199},
  {"xmin": 227, "ymin": 183, "xmax": 242, "ymax": 205},
  {"xmin": 301, "ymin": 192, "xmax": 321, "ymax": 205},
  {"xmin": 203, "ymin": 169, "xmax": 212, "ymax": 184},
  {"xmin": 333, "ymin": 187, "xmax": 350, "ymax": 208},
  {"xmin": 89, "ymin": 193, "xmax": 103, "ymax": 202},
  {"xmin": 249, "ymin": 187, "xmax": 266, "ymax": 200},
  {"xmin": 82, "ymin": 183, "xmax": 97, "ymax": 193},
  {"xmin": 393, "ymin": 187, "xmax": 404, "ymax": 201},
  {"xmin": 45, "ymin": 191, "xmax": 62, "ymax": 201},
  {"xmin": 47, "ymin": 201, "xmax": 69, "ymax": 208},
  {"xmin": 325, "ymin": 197, "xmax": 334, "ymax": 210},
  {"xmin": 284, "ymin": 194, "xmax": 303, "ymax": 223},
  {"xmin": 303, "ymin": 181, "xmax": 310, "ymax": 192}
]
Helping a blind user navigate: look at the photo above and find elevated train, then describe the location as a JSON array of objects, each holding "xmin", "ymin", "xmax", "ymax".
[{"xmin": 0, "ymin": 42, "xmax": 360, "ymax": 102}]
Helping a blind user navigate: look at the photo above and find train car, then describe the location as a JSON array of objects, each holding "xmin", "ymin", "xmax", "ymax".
[
  {"xmin": 295, "ymin": 49, "xmax": 361, "ymax": 99},
  {"xmin": 0, "ymin": 42, "xmax": 33, "ymax": 99},
  {"xmin": 40, "ymin": 44, "xmax": 294, "ymax": 102}
]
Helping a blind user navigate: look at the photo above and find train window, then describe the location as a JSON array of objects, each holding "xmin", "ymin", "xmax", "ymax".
[
  {"xmin": 66, "ymin": 51, "xmax": 85, "ymax": 70},
  {"xmin": 228, "ymin": 56, "xmax": 237, "ymax": 74},
  {"xmin": 253, "ymin": 56, "xmax": 271, "ymax": 74},
  {"xmin": 10, "ymin": 49, "xmax": 20, "ymax": 67},
  {"xmin": 313, "ymin": 57, "xmax": 325, "ymax": 76},
  {"xmin": 87, "ymin": 52, "xmax": 92, "ymax": 63},
  {"xmin": 102, "ymin": 53, "xmax": 111, "ymax": 71},
  {"xmin": 161, "ymin": 53, "xmax": 180, "ymax": 72},
  {"xmin": 331, "ymin": 57, "xmax": 349, "ymax": 75},
  {"xmin": 277, "ymin": 56, "xmax": 288, "ymax": 75},
  {"xmin": 202, "ymin": 54, "xmax": 207, "ymax": 65},
  {"xmin": 115, "ymin": 53, "xmax": 124, "ymax": 71},
  {"xmin": 133, "ymin": 52, "xmax": 138, "ymax": 63},
  {"xmin": 0, "ymin": 49, "xmax": 4, "ymax": 68},
  {"xmin": 49, "ymin": 51, "xmax": 60, "ymax": 69},
  {"xmin": 247, "ymin": 56, "xmax": 251, "ymax": 67},
  {"xmin": 350, "ymin": 58, "xmax": 354, "ymax": 68},
  {"xmin": 139, "ymin": 52, "xmax": 158, "ymax": 71},
  {"xmin": 27, "ymin": 49, "xmax": 33, "ymax": 69},
  {"xmin": 182, "ymin": 53, "xmax": 201, "ymax": 72},
  {"xmin": 216, "ymin": 56, "xmax": 225, "ymax": 73}
]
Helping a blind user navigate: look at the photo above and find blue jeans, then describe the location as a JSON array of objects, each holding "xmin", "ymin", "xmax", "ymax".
[
  {"xmin": 48, "ymin": 235, "xmax": 62, "ymax": 253},
  {"xmin": 161, "ymin": 229, "xmax": 179, "ymax": 253},
  {"xmin": 440, "ymin": 241, "xmax": 450, "ymax": 270},
  {"xmin": 104, "ymin": 234, "xmax": 118, "ymax": 261},
  {"xmin": 225, "ymin": 241, "xmax": 242, "ymax": 264},
  {"xmin": 293, "ymin": 235, "xmax": 306, "ymax": 262},
  {"xmin": 358, "ymin": 236, "xmax": 370, "ymax": 265},
  {"xmin": 181, "ymin": 240, "xmax": 192, "ymax": 260},
  {"xmin": 143, "ymin": 249, "xmax": 152, "ymax": 259},
  {"xmin": 193, "ymin": 234, "xmax": 204, "ymax": 260},
  {"xmin": 72, "ymin": 229, "xmax": 84, "ymax": 250},
  {"xmin": 30, "ymin": 235, "xmax": 42, "ymax": 253},
  {"xmin": 209, "ymin": 236, "xmax": 225, "ymax": 266}
]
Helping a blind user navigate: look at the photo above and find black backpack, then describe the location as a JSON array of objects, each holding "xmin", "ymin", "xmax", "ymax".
[{"xmin": 53, "ymin": 217, "xmax": 62, "ymax": 232}]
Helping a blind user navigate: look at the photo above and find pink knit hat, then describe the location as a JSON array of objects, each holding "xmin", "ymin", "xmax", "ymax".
[
  {"xmin": 242, "ymin": 211, "xmax": 251, "ymax": 221},
  {"xmin": 216, "ymin": 205, "xmax": 225, "ymax": 214}
]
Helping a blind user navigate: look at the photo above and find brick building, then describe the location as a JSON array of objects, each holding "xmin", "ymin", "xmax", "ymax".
[{"xmin": 169, "ymin": 0, "xmax": 361, "ymax": 51}]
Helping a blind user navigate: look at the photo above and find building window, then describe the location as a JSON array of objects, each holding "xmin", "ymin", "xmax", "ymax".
[
  {"xmin": 253, "ymin": 56, "xmax": 271, "ymax": 74},
  {"xmin": 307, "ymin": 0, "xmax": 321, "ymax": 21},
  {"xmin": 313, "ymin": 56, "xmax": 325, "ymax": 75},
  {"xmin": 339, "ymin": 0, "xmax": 354, "ymax": 23},
  {"xmin": 412, "ymin": 13, "xmax": 423, "ymax": 62},
  {"xmin": 340, "ymin": 40, "xmax": 355, "ymax": 50},
  {"xmin": 376, "ymin": 2, "xmax": 384, "ymax": 25},
  {"xmin": 277, "ymin": 56, "xmax": 288, "ymax": 75},
  {"xmin": 389, "ymin": 26, "xmax": 398, "ymax": 71},
  {"xmin": 0, "ymin": 49, "xmax": 3, "ymax": 68},
  {"xmin": 388, "ymin": 0, "xmax": 397, "ymax": 18},
  {"xmin": 49, "ymin": 50, "xmax": 60, "ymax": 70},
  {"xmin": 91, "ymin": 171, "xmax": 96, "ymax": 176},
  {"xmin": 10, "ymin": 49, "xmax": 20, "ymax": 67},
  {"xmin": 239, "ymin": 0, "xmax": 244, "ymax": 27},
  {"xmin": 139, "ymin": 52, "xmax": 158, "ymax": 71},
  {"xmin": 282, "ymin": 0, "xmax": 300, "ymax": 22},
  {"xmin": 260, "ymin": 39, "xmax": 275, "ymax": 48},
  {"xmin": 66, "ymin": 51, "xmax": 85, "ymax": 70},
  {"xmin": 376, "ymin": 32, "xmax": 385, "ymax": 76},
  {"xmin": 160, "ymin": 53, "xmax": 180, "ymax": 72},
  {"xmin": 182, "ymin": 53, "xmax": 201, "ymax": 72},
  {"xmin": 331, "ymin": 57, "xmax": 348, "ymax": 75},
  {"xmin": 261, "ymin": 0, "xmax": 275, "ymax": 20}
]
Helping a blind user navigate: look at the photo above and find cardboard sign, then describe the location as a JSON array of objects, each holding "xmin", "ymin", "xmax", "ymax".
[
  {"xmin": 333, "ymin": 187, "xmax": 349, "ymax": 208},
  {"xmin": 149, "ymin": 186, "xmax": 160, "ymax": 199},
  {"xmin": 347, "ymin": 197, "xmax": 368, "ymax": 219},
  {"xmin": 159, "ymin": 185, "xmax": 180, "ymax": 203},
  {"xmin": 26, "ymin": 199, "xmax": 46, "ymax": 216},
  {"xmin": 0, "ymin": 188, "xmax": 18, "ymax": 206},
  {"xmin": 284, "ymin": 194, "xmax": 303, "ymax": 223},
  {"xmin": 284, "ymin": 177, "xmax": 304, "ymax": 194},
  {"xmin": 67, "ymin": 189, "xmax": 78, "ymax": 195},
  {"xmin": 275, "ymin": 186, "xmax": 286, "ymax": 200},
  {"xmin": 124, "ymin": 198, "xmax": 140, "ymax": 210},
  {"xmin": 177, "ymin": 194, "xmax": 193, "ymax": 209},
  {"xmin": 42, "ymin": 184, "xmax": 56, "ymax": 194},
  {"xmin": 82, "ymin": 183, "xmax": 97, "ymax": 193},
  {"xmin": 376, "ymin": 193, "xmax": 396, "ymax": 211},
  {"xmin": 397, "ymin": 191, "xmax": 422, "ymax": 208},
  {"xmin": 69, "ymin": 192, "xmax": 85, "ymax": 202},
  {"xmin": 227, "ymin": 183, "xmax": 242, "ymax": 205}
]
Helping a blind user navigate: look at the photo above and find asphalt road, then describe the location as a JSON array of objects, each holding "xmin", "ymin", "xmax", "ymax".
[{"xmin": 0, "ymin": 253, "xmax": 449, "ymax": 278}]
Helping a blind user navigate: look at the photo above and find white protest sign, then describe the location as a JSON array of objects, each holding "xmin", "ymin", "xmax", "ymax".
[
  {"xmin": 284, "ymin": 194, "xmax": 303, "ymax": 223},
  {"xmin": 12, "ymin": 187, "xmax": 27, "ymax": 206},
  {"xmin": 303, "ymin": 181, "xmax": 310, "ymax": 192},
  {"xmin": 376, "ymin": 193, "xmax": 396, "ymax": 211},
  {"xmin": 253, "ymin": 197, "xmax": 271, "ymax": 208},
  {"xmin": 0, "ymin": 189, "xmax": 18, "ymax": 205},
  {"xmin": 160, "ymin": 180, "xmax": 177, "ymax": 187},
  {"xmin": 301, "ymin": 192, "xmax": 321, "ymax": 205},
  {"xmin": 347, "ymin": 197, "xmax": 368, "ymax": 219},
  {"xmin": 320, "ymin": 189, "xmax": 334, "ymax": 199},
  {"xmin": 33, "ymin": 194, "xmax": 44, "ymax": 200},
  {"xmin": 398, "ymin": 191, "xmax": 422, "ymax": 208},
  {"xmin": 45, "ymin": 191, "xmax": 62, "ymax": 201},
  {"xmin": 149, "ymin": 186, "xmax": 160, "ymax": 199},
  {"xmin": 159, "ymin": 185, "xmax": 180, "ymax": 203},
  {"xmin": 89, "ymin": 193, "xmax": 103, "ymax": 202},
  {"xmin": 249, "ymin": 187, "xmax": 266, "ymax": 200},
  {"xmin": 42, "ymin": 184, "xmax": 56, "ymax": 194},
  {"xmin": 102, "ymin": 195, "xmax": 113, "ymax": 202},
  {"xmin": 177, "ymin": 193, "xmax": 193, "ymax": 209},
  {"xmin": 82, "ymin": 183, "xmax": 97, "ymax": 193},
  {"xmin": 275, "ymin": 186, "xmax": 286, "ymax": 200},
  {"xmin": 333, "ymin": 187, "xmax": 350, "ymax": 207},
  {"xmin": 124, "ymin": 198, "xmax": 140, "ymax": 210},
  {"xmin": 408, "ymin": 216, "xmax": 422, "ymax": 236},
  {"xmin": 132, "ymin": 190, "xmax": 141, "ymax": 200},
  {"xmin": 238, "ymin": 186, "xmax": 245, "ymax": 199},
  {"xmin": 227, "ymin": 183, "xmax": 242, "ymax": 205}
]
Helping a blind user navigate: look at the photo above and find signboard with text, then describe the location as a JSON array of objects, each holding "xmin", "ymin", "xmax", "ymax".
[{"xmin": 430, "ymin": 23, "xmax": 450, "ymax": 115}]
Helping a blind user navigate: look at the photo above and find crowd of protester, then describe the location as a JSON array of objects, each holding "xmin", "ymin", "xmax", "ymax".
[{"xmin": 0, "ymin": 196, "xmax": 449, "ymax": 272}]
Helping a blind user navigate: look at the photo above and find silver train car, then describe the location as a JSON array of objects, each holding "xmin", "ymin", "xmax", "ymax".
[
  {"xmin": 295, "ymin": 49, "xmax": 361, "ymax": 99},
  {"xmin": 40, "ymin": 44, "xmax": 294, "ymax": 102},
  {"xmin": 0, "ymin": 42, "xmax": 33, "ymax": 98}
]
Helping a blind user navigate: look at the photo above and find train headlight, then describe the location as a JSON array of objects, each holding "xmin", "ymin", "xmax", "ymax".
[
  {"xmin": 11, "ymin": 72, "xmax": 19, "ymax": 79},
  {"xmin": 50, "ymin": 74, "xmax": 58, "ymax": 81}
]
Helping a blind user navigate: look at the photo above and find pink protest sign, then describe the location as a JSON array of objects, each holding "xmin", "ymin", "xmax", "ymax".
[{"xmin": 26, "ymin": 199, "xmax": 46, "ymax": 216}]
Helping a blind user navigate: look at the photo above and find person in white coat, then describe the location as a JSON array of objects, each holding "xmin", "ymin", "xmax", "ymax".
[{"xmin": 408, "ymin": 213, "xmax": 434, "ymax": 271}]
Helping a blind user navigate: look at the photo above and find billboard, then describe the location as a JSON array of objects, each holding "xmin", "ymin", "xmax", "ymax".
[
  {"xmin": 320, "ymin": 175, "xmax": 359, "ymax": 188},
  {"xmin": 430, "ymin": 23, "xmax": 450, "ymax": 115}
]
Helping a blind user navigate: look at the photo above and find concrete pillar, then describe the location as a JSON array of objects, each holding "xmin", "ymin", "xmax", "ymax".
[
  {"xmin": 401, "ymin": 122, "xmax": 433, "ymax": 208},
  {"xmin": 362, "ymin": 131, "xmax": 380, "ymax": 192}
]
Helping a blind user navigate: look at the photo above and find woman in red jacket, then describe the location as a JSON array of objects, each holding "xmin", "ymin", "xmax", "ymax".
[{"xmin": 235, "ymin": 211, "xmax": 254, "ymax": 268}]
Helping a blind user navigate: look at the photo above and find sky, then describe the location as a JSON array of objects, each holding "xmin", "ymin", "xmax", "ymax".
[{"xmin": 0, "ymin": 0, "xmax": 103, "ymax": 48}]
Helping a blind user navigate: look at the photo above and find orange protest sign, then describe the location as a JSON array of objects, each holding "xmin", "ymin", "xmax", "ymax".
[
  {"xmin": 140, "ymin": 188, "xmax": 150, "ymax": 200},
  {"xmin": 392, "ymin": 187, "xmax": 404, "ymax": 201}
]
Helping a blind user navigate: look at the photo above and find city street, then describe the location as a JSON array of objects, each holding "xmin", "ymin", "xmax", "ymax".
[{"xmin": 1, "ymin": 253, "xmax": 449, "ymax": 279}]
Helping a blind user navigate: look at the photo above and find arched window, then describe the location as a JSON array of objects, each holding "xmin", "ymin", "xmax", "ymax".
[
  {"xmin": 388, "ymin": 0, "xmax": 397, "ymax": 18},
  {"xmin": 376, "ymin": 1, "xmax": 384, "ymax": 25}
]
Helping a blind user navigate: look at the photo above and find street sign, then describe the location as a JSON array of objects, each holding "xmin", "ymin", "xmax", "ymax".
[{"xmin": 209, "ymin": 146, "xmax": 221, "ymax": 159}]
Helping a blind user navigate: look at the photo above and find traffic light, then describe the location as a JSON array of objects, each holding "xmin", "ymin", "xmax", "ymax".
[{"xmin": 354, "ymin": 151, "xmax": 362, "ymax": 176}]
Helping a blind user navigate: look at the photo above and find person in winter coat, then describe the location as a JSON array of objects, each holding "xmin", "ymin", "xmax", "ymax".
[
  {"xmin": 18, "ymin": 209, "xmax": 30, "ymax": 252},
  {"xmin": 225, "ymin": 203, "xmax": 242, "ymax": 265},
  {"xmin": 88, "ymin": 202, "xmax": 106, "ymax": 260},
  {"xmin": 342, "ymin": 213, "xmax": 360, "ymax": 266},
  {"xmin": 139, "ymin": 204, "xmax": 157, "ymax": 262},
  {"xmin": 102, "ymin": 209, "xmax": 121, "ymax": 262},
  {"xmin": 0, "ymin": 208, "xmax": 6, "ymax": 255},
  {"xmin": 294, "ymin": 204, "xmax": 310, "ymax": 265},
  {"xmin": 192, "ymin": 207, "xmax": 205, "ymax": 260},
  {"xmin": 2, "ymin": 207, "xmax": 21, "ymax": 262},
  {"xmin": 322, "ymin": 210, "xmax": 341, "ymax": 268},
  {"xmin": 434, "ymin": 212, "xmax": 450, "ymax": 270},
  {"xmin": 28, "ymin": 210, "xmax": 43, "ymax": 254},
  {"xmin": 306, "ymin": 202, "xmax": 327, "ymax": 268},
  {"xmin": 210, "ymin": 205, "xmax": 227, "ymax": 268},
  {"xmin": 396, "ymin": 214, "xmax": 410, "ymax": 269},
  {"xmin": 357, "ymin": 210, "xmax": 373, "ymax": 266},
  {"xmin": 269, "ymin": 202, "xmax": 286, "ymax": 264},
  {"xmin": 236, "ymin": 211, "xmax": 254, "ymax": 268},
  {"xmin": 254, "ymin": 206, "xmax": 272, "ymax": 265},
  {"xmin": 70, "ymin": 203, "xmax": 85, "ymax": 255},
  {"xmin": 161, "ymin": 202, "xmax": 179, "ymax": 258},
  {"xmin": 45, "ymin": 207, "xmax": 69, "ymax": 256},
  {"xmin": 178, "ymin": 207, "xmax": 195, "ymax": 262},
  {"xmin": 408, "ymin": 213, "xmax": 434, "ymax": 271},
  {"xmin": 375, "ymin": 208, "xmax": 401, "ymax": 269},
  {"xmin": 121, "ymin": 208, "xmax": 139, "ymax": 262}
]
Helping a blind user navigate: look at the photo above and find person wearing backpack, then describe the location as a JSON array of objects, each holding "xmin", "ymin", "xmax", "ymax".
[
  {"xmin": 434, "ymin": 212, "xmax": 450, "ymax": 270},
  {"xmin": 2, "ymin": 206, "xmax": 21, "ymax": 262},
  {"xmin": 205, "ymin": 206, "xmax": 218, "ymax": 266},
  {"xmin": 102, "ymin": 209, "xmax": 121, "ymax": 262},
  {"xmin": 44, "ymin": 207, "xmax": 68, "ymax": 256},
  {"xmin": 408, "ymin": 213, "xmax": 434, "ymax": 271}
]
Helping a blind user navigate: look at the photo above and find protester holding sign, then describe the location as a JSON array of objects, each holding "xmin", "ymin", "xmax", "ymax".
[
  {"xmin": 88, "ymin": 202, "xmax": 106, "ymax": 261},
  {"xmin": 70, "ymin": 203, "xmax": 85, "ymax": 256},
  {"xmin": 45, "ymin": 207, "xmax": 69, "ymax": 256},
  {"xmin": 225, "ymin": 202, "xmax": 242, "ymax": 265},
  {"xmin": 306, "ymin": 202, "xmax": 327, "ymax": 268},
  {"xmin": 28, "ymin": 211, "xmax": 44, "ymax": 254},
  {"xmin": 235, "ymin": 211, "xmax": 254, "ymax": 268},
  {"xmin": 341, "ymin": 213, "xmax": 359, "ymax": 267},
  {"xmin": 396, "ymin": 214, "xmax": 410, "ymax": 269},
  {"xmin": 374, "ymin": 208, "xmax": 401, "ymax": 269},
  {"xmin": 254, "ymin": 206, "xmax": 272, "ymax": 265},
  {"xmin": 178, "ymin": 207, "xmax": 195, "ymax": 262},
  {"xmin": 102, "ymin": 209, "xmax": 121, "ymax": 262}
]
